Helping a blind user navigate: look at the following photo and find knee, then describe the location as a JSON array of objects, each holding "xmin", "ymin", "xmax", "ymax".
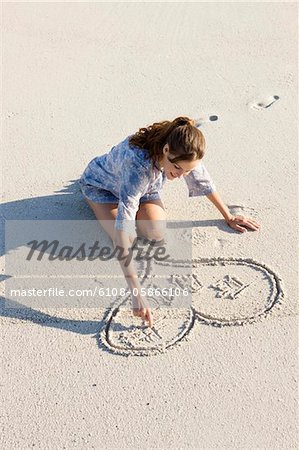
[{"xmin": 138, "ymin": 226, "xmax": 165, "ymax": 243}]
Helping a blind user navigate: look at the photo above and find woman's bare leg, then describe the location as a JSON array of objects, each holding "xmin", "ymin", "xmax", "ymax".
[
  {"xmin": 86, "ymin": 198, "xmax": 167, "ymax": 243},
  {"xmin": 86, "ymin": 199, "xmax": 118, "ymax": 244},
  {"xmin": 135, "ymin": 199, "xmax": 167, "ymax": 241}
]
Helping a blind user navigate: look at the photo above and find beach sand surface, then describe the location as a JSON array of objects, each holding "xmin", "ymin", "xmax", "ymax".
[{"xmin": 1, "ymin": 2, "xmax": 298, "ymax": 449}]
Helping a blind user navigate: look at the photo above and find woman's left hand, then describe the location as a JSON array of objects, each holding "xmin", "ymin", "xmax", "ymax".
[{"xmin": 226, "ymin": 215, "xmax": 260, "ymax": 233}]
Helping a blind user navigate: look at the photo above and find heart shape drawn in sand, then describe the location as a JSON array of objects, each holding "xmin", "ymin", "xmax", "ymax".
[{"xmin": 98, "ymin": 257, "xmax": 284, "ymax": 357}]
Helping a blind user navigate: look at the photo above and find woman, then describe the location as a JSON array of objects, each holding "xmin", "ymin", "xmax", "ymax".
[{"xmin": 79, "ymin": 116, "xmax": 260, "ymax": 327}]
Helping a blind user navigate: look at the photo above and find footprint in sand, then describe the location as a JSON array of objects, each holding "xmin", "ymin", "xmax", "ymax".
[
  {"xmin": 214, "ymin": 238, "xmax": 230, "ymax": 249},
  {"xmin": 98, "ymin": 256, "xmax": 284, "ymax": 357},
  {"xmin": 192, "ymin": 229, "xmax": 209, "ymax": 246},
  {"xmin": 250, "ymin": 95, "xmax": 280, "ymax": 110},
  {"xmin": 195, "ymin": 115, "xmax": 218, "ymax": 127}
]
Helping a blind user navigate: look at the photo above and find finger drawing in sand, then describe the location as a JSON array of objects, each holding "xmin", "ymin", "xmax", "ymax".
[{"xmin": 79, "ymin": 116, "xmax": 261, "ymax": 333}]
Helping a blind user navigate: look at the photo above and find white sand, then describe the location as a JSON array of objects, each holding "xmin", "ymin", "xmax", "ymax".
[{"xmin": 1, "ymin": 2, "xmax": 298, "ymax": 449}]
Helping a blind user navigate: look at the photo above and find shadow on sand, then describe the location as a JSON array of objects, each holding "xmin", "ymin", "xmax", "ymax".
[{"xmin": 0, "ymin": 179, "xmax": 234, "ymax": 336}]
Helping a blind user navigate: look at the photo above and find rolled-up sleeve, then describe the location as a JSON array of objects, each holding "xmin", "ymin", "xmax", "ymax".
[
  {"xmin": 115, "ymin": 159, "xmax": 151, "ymax": 234},
  {"xmin": 184, "ymin": 162, "xmax": 216, "ymax": 197}
]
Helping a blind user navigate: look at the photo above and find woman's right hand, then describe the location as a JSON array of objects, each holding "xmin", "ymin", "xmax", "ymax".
[{"xmin": 132, "ymin": 296, "xmax": 153, "ymax": 328}]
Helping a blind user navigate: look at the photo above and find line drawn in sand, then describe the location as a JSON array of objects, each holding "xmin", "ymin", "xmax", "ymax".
[{"xmin": 98, "ymin": 255, "xmax": 284, "ymax": 357}]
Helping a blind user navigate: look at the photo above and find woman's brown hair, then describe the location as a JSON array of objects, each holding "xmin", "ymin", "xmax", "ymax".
[{"xmin": 129, "ymin": 116, "xmax": 206, "ymax": 164}]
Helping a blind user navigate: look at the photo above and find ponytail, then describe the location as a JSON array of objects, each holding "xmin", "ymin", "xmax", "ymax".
[{"xmin": 129, "ymin": 116, "xmax": 205, "ymax": 163}]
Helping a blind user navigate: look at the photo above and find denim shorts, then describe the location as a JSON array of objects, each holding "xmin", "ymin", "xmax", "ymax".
[{"xmin": 79, "ymin": 181, "xmax": 161, "ymax": 204}]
